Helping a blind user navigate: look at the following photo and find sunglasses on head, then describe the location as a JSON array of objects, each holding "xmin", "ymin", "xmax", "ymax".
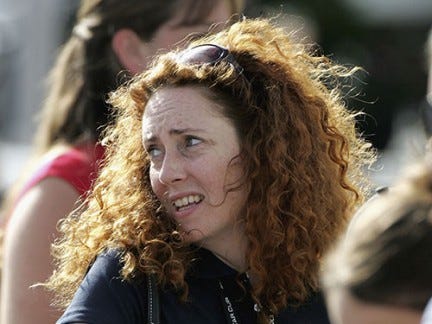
[{"xmin": 177, "ymin": 43, "xmax": 244, "ymax": 75}]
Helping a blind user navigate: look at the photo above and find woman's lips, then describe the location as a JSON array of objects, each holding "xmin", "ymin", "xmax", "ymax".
[{"xmin": 168, "ymin": 193, "xmax": 204, "ymax": 218}]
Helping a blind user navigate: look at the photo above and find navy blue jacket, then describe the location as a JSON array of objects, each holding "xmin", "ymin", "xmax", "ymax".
[{"xmin": 58, "ymin": 249, "xmax": 330, "ymax": 323}]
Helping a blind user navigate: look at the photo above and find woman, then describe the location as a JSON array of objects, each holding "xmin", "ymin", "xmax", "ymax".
[
  {"xmin": 0, "ymin": 1, "xmax": 243, "ymax": 323},
  {"xmin": 47, "ymin": 18, "xmax": 375, "ymax": 323},
  {"xmin": 322, "ymin": 162, "xmax": 432, "ymax": 324}
]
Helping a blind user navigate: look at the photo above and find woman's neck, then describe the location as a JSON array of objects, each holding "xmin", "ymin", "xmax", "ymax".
[
  {"xmin": 212, "ymin": 250, "xmax": 247, "ymax": 272},
  {"xmin": 202, "ymin": 230, "xmax": 249, "ymax": 272}
]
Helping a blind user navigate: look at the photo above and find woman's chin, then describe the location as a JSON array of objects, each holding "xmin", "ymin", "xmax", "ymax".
[{"xmin": 178, "ymin": 228, "xmax": 205, "ymax": 244}]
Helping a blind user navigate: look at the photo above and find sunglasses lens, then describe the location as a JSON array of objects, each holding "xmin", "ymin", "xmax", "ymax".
[
  {"xmin": 179, "ymin": 45, "xmax": 225, "ymax": 65},
  {"xmin": 177, "ymin": 43, "xmax": 244, "ymax": 76}
]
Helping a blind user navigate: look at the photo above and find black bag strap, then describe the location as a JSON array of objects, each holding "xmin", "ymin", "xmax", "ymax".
[{"xmin": 147, "ymin": 274, "xmax": 160, "ymax": 324}]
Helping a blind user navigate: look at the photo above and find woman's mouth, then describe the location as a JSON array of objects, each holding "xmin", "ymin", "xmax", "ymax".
[{"xmin": 172, "ymin": 194, "xmax": 204, "ymax": 212}]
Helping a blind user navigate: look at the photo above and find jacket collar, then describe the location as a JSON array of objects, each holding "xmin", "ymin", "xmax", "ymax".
[{"xmin": 188, "ymin": 247, "xmax": 239, "ymax": 279}]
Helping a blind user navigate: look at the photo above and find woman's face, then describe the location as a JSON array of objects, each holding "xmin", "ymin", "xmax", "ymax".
[{"xmin": 142, "ymin": 86, "xmax": 248, "ymax": 247}]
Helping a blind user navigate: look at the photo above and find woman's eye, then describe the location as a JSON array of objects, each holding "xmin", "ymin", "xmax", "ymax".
[
  {"xmin": 147, "ymin": 146, "xmax": 162, "ymax": 159},
  {"xmin": 185, "ymin": 136, "xmax": 202, "ymax": 147}
]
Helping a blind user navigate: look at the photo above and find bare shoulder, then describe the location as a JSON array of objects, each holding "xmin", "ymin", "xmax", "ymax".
[
  {"xmin": 8, "ymin": 177, "xmax": 81, "ymax": 231},
  {"xmin": 4, "ymin": 177, "xmax": 81, "ymax": 263}
]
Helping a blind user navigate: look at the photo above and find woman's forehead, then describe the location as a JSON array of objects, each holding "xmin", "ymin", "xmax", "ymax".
[{"xmin": 144, "ymin": 86, "xmax": 223, "ymax": 117}]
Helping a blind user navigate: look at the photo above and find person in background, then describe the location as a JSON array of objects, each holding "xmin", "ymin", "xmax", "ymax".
[
  {"xmin": 321, "ymin": 160, "xmax": 432, "ymax": 324},
  {"xmin": 0, "ymin": 0, "xmax": 244, "ymax": 323},
  {"xmin": 45, "ymin": 17, "xmax": 375, "ymax": 323}
]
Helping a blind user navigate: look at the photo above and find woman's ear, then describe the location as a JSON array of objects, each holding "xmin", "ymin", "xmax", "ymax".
[{"xmin": 111, "ymin": 28, "xmax": 149, "ymax": 74}]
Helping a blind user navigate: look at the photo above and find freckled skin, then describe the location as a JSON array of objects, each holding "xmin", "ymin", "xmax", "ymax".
[{"xmin": 142, "ymin": 86, "xmax": 248, "ymax": 261}]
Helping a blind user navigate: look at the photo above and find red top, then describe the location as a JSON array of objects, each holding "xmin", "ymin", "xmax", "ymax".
[{"xmin": 19, "ymin": 143, "xmax": 105, "ymax": 198}]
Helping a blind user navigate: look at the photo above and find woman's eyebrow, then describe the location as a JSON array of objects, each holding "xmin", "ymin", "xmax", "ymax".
[
  {"xmin": 169, "ymin": 127, "xmax": 206, "ymax": 135},
  {"xmin": 143, "ymin": 127, "xmax": 207, "ymax": 143}
]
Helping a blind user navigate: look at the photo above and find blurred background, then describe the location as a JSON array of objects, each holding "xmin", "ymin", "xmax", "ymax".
[{"xmin": 1, "ymin": 0, "xmax": 432, "ymax": 198}]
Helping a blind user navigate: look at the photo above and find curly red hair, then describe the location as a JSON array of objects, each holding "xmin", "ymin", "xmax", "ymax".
[{"xmin": 46, "ymin": 18, "xmax": 375, "ymax": 316}]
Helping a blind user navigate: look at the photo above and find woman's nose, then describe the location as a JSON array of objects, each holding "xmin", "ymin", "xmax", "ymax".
[{"xmin": 158, "ymin": 150, "xmax": 187, "ymax": 185}]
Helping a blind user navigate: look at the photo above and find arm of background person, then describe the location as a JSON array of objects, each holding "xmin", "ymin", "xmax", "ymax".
[{"xmin": 1, "ymin": 178, "xmax": 80, "ymax": 324}]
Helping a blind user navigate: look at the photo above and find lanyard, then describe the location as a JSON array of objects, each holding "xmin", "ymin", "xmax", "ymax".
[
  {"xmin": 217, "ymin": 277, "xmax": 275, "ymax": 324},
  {"xmin": 218, "ymin": 279, "xmax": 241, "ymax": 324}
]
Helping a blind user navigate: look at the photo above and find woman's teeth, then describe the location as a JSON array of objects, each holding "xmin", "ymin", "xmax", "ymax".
[{"xmin": 173, "ymin": 195, "xmax": 202, "ymax": 209}]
